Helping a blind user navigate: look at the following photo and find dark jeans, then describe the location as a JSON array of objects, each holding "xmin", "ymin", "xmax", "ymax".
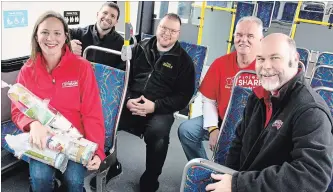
[
  {"xmin": 29, "ymin": 159, "xmax": 86, "ymax": 192},
  {"xmin": 118, "ymin": 106, "xmax": 175, "ymax": 184}
]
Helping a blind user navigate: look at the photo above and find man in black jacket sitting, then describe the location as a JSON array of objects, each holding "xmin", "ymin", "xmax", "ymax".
[
  {"xmin": 69, "ymin": 2, "xmax": 124, "ymax": 70},
  {"xmin": 206, "ymin": 33, "xmax": 333, "ymax": 192},
  {"xmin": 119, "ymin": 13, "xmax": 195, "ymax": 192}
]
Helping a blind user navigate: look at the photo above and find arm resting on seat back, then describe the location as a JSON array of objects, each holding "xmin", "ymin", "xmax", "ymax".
[
  {"xmin": 11, "ymin": 68, "xmax": 35, "ymax": 132},
  {"xmin": 202, "ymin": 95, "xmax": 218, "ymax": 130},
  {"xmin": 231, "ymin": 108, "xmax": 333, "ymax": 192},
  {"xmin": 154, "ymin": 60, "xmax": 195, "ymax": 114},
  {"xmin": 79, "ymin": 60, "xmax": 106, "ymax": 160}
]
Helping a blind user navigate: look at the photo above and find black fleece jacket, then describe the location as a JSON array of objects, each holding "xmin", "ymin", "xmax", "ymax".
[
  {"xmin": 127, "ymin": 36, "xmax": 195, "ymax": 114},
  {"xmin": 226, "ymin": 71, "xmax": 333, "ymax": 192}
]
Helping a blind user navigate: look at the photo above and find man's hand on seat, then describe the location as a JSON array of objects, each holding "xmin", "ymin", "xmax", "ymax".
[
  {"xmin": 70, "ymin": 39, "xmax": 82, "ymax": 56},
  {"xmin": 206, "ymin": 173, "xmax": 232, "ymax": 192},
  {"xmin": 86, "ymin": 155, "xmax": 101, "ymax": 171},
  {"xmin": 209, "ymin": 129, "xmax": 220, "ymax": 151}
]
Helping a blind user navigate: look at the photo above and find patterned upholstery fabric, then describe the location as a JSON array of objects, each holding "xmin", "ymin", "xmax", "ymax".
[
  {"xmin": 316, "ymin": 89, "xmax": 333, "ymax": 117},
  {"xmin": 1, "ymin": 121, "xmax": 30, "ymax": 163},
  {"xmin": 281, "ymin": 2, "xmax": 298, "ymax": 23},
  {"xmin": 91, "ymin": 63, "xmax": 125, "ymax": 152},
  {"xmin": 299, "ymin": 10, "xmax": 324, "ymax": 21},
  {"xmin": 297, "ymin": 48, "xmax": 310, "ymax": 70},
  {"xmin": 257, "ymin": 1, "xmax": 275, "ymax": 29},
  {"xmin": 213, "ymin": 86, "xmax": 253, "ymax": 165},
  {"xmin": 183, "ymin": 165, "xmax": 219, "ymax": 192},
  {"xmin": 235, "ymin": 2, "xmax": 255, "ymax": 26},
  {"xmin": 207, "ymin": 1, "xmax": 228, "ymax": 8},
  {"xmin": 272, "ymin": 1, "xmax": 280, "ymax": 20},
  {"xmin": 179, "ymin": 41, "xmax": 207, "ymax": 97},
  {"xmin": 317, "ymin": 53, "xmax": 333, "ymax": 66},
  {"xmin": 310, "ymin": 66, "xmax": 333, "ymax": 89}
]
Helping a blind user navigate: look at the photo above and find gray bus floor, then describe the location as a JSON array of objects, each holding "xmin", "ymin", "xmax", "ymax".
[{"xmin": 1, "ymin": 117, "xmax": 213, "ymax": 192}]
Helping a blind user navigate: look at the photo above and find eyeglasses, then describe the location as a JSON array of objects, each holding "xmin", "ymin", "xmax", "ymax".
[{"xmin": 159, "ymin": 26, "xmax": 180, "ymax": 35}]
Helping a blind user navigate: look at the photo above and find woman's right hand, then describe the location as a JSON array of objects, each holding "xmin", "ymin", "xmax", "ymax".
[{"xmin": 29, "ymin": 121, "xmax": 53, "ymax": 150}]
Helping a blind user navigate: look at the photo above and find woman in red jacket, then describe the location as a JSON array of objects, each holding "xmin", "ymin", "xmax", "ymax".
[{"xmin": 11, "ymin": 11, "xmax": 106, "ymax": 192}]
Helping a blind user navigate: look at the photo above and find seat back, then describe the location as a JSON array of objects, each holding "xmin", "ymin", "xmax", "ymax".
[
  {"xmin": 329, "ymin": 13, "xmax": 333, "ymax": 23},
  {"xmin": 317, "ymin": 52, "xmax": 333, "ymax": 66},
  {"xmin": 212, "ymin": 70, "xmax": 256, "ymax": 165},
  {"xmin": 179, "ymin": 41, "xmax": 208, "ymax": 98},
  {"xmin": 314, "ymin": 86, "xmax": 333, "ymax": 117},
  {"xmin": 297, "ymin": 47, "xmax": 311, "ymax": 71},
  {"xmin": 235, "ymin": 2, "xmax": 256, "ymax": 26},
  {"xmin": 83, "ymin": 46, "xmax": 130, "ymax": 154},
  {"xmin": 257, "ymin": 1, "xmax": 275, "ymax": 29},
  {"xmin": 310, "ymin": 65, "xmax": 333, "ymax": 89},
  {"xmin": 281, "ymin": 2, "xmax": 298, "ymax": 23},
  {"xmin": 91, "ymin": 63, "xmax": 127, "ymax": 152},
  {"xmin": 272, "ymin": 1, "xmax": 280, "ymax": 20},
  {"xmin": 299, "ymin": 10, "xmax": 324, "ymax": 21}
]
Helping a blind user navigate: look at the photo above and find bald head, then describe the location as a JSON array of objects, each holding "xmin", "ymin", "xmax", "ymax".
[{"xmin": 255, "ymin": 33, "xmax": 299, "ymax": 92}]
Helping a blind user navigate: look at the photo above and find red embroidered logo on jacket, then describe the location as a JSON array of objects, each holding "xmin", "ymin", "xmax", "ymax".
[
  {"xmin": 62, "ymin": 80, "xmax": 78, "ymax": 88},
  {"xmin": 272, "ymin": 120, "xmax": 283, "ymax": 130}
]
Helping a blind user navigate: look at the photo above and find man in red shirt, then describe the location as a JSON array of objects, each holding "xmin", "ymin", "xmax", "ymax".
[{"xmin": 178, "ymin": 16, "xmax": 263, "ymax": 161}]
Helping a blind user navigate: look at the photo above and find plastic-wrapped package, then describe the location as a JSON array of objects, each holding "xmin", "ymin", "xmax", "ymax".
[
  {"xmin": 5, "ymin": 133, "xmax": 68, "ymax": 173},
  {"xmin": 2, "ymin": 81, "xmax": 98, "ymax": 166}
]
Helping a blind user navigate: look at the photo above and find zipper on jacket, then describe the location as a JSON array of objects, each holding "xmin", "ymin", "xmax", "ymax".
[{"xmin": 143, "ymin": 73, "xmax": 152, "ymax": 91}]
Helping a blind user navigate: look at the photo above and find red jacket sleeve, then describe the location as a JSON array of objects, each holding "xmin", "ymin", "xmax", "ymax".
[
  {"xmin": 11, "ymin": 66, "xmax": 35, "ymax": 132},
  {"xmin": 199, "ymin": 58, "xmax": 221, "ymax": 100},
  {"xmin": 79, "ymin": 60, "xmax": 106, "ymax": 160}
]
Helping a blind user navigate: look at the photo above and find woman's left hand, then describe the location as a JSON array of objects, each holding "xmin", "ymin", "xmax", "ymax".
[{"xmin": 86, "ymin": 155, "xmax": 102, "ymax": 170}]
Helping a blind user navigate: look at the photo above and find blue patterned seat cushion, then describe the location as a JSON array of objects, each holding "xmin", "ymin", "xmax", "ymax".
[
  {"xmin": 310, "ymin": 66, "xmax": 333, "ymax": 89},
  {"xmin": 235, "ymin": 2, "xmax": 255, "ymax": 26},
  {"xmin": 299, "ymin": 10, "xmax": 324, "ymax": 21},
  {"xmin": 297, "ymin": 48, "xmax": 310, "ymax": 70},
  {"xmin": 183, "ymin": 165, "xmax": 219, "ymax": 192},
  {"xmin": 1, "ymin": 121, "xmax": 30, "ymax": 163},
  {"xmin": 329, "ymin": 14, "xmax": 333, "ymax": 23},
  {"xmin": 316, "ymin": 89, "xmax": 333, "ymax": 118},
  {"xmin": 272, "ymin": 1, "xmax": 280, "ymax": 20},
  {"xmin": 91, "ymin": 63, "xmax": 125, "ymax": 152},
  {"xmin": 179, "ymin": 41, "xmax": 207, "ymax": 97},
  {"xmin": 213, "ymin": 86, "xmax": 253, "ymax": 165},
  {"xmin": 281, "ymin": 2, "xmax": 298, "ymax": 23},
  {"xmin": 317, "ymin": 53, "xmax": 333, "ymax": 66},
  {"xmin": 257, "ymin": 1, "xmax": 274, "ymax": 29}
]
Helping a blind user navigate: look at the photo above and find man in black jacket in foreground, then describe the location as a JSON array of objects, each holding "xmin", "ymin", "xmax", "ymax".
[
  {"xmin": 119, "ymin": 13, "xmax": 195, "ymax": 192},
  {"xmin": 206, "ymin": 33, "xmax": 333, "ymax": 192}
]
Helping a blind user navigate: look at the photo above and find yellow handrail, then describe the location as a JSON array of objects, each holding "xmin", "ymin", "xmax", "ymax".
[
  {"xmin": 197, "ymin": 1, "xmax": 206, "ymax": 45},
  {"xmin": 295, "ymin": 18, "xmax": 332, "ymax": 26},
  {"xmin": 227, "ymin": 11, "xmax": 236, "ymax": 54},
  {"xmin": 290, "ymin": 1, "xmax": 302, "ymax": 39},
  {"xmin": 124, "ymin": 1, "xmax": 130, "ymax": 46}
]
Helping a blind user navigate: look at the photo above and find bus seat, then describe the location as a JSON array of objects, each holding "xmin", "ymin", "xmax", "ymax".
[
  {"xmin": 299, "ymin": 10, "xmax": 324, "ymax": 22},
  {"xmin": 297, "ymin": 47, "xmax": 311, "ymax": 71},
  {"xmin": 272, "ymin": 1, "xmax": 280, "ymax": 20},
  {"xmin": 141, "ymin": 33, "xmax": 153, "ymax": 41},
  {"xmin": 281, "ymin": 2, "xmax": 298, "ymax": 23},
  {"xmin": 256, "ymin": 1, "xmax": 275, "ymax": 29},
  {"xmin": 179, "ymin": 41, "xmax": 208, "ymax": 99},
  {"xmin": 206, "ymin": 1, "xmax": 228, "ymax": 8},
  {"xmin": 91, "ymin": 63, "xmax": 126, "ymax": 153},
  {"xmin": 310, "ymin": 65, "xmax": 333, "ymax": 89},
  {"xmin": 234, "ymin": 2, "xmax": 256, "ymax": 27},
  {"xmin": 212, "ymin": 71, "xmax": 256, "ymax": 165},
  {"xmin": 180, "ymin": 158, "xmax": 237, "ymax": 192},
  {"xmin": 314, "ymin": 87, "xmax": 333, "ymax": 117},
  {"xmin": 317, "ymin": 52, "xmax": 333, "ymax": 66}
]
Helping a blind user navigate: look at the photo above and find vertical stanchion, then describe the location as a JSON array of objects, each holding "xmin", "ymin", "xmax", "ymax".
[
  {"xmin": 197, "ymin": 1, "xmax": 206, "ymax": 45},
  {"xmin": 290, "ymin": 1, "xmax": 302, "ymax": 39},
  {"xmin": 227, "ymin": 9, "xmax": 236, "ymax": 54},
  {"xmin": 121, "ymin": 1, "xmax": 132, "ymax": 61}
]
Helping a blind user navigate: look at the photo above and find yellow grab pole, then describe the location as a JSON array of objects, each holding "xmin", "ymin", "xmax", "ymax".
[
  {"xmin": 124, "ymin": 1, "xmax": 131, "ymax": 46},
  {"xmin": 227, "ymin": 10, "xmax": 236, "ymax": 54},
  {"xmin": 296, "ymin": 18, "xmax": 332, "ymax": 26},
  {"xmin": 197, "ymin": 1, "xmax": 206, "ymax": 45},
  {"xmin": 290, "ymin": 1, "xmax": 302, "ymax": 39}
]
